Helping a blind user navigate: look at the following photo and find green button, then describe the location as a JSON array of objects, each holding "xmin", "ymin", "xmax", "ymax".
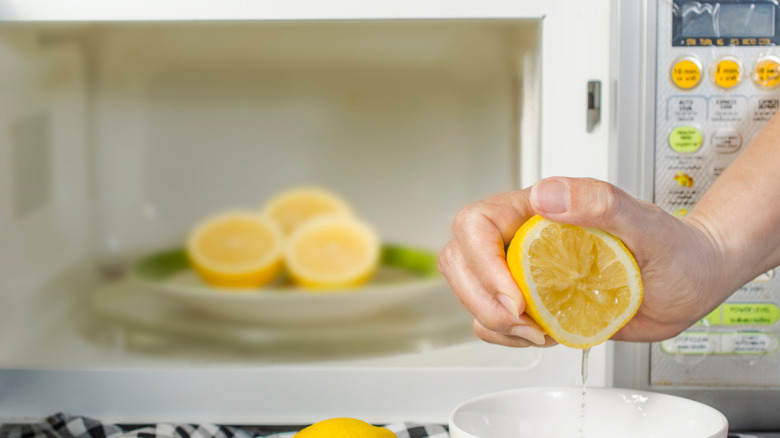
[
  {"xmin": 722, "ymin": 303, "xmax": 780, "ymax": 325},
  {"xmin": 669, "ymin": 126, "xmax": 703, "ymax": 153}
]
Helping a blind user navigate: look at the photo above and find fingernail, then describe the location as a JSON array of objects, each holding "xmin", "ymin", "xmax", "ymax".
[
  {"xmin": 510, "ymin": 325, "xmax": 547, "ymax": 345},
  {"xmin": 497, "ymin": 294, "xmax": 520, "ymax": 319},
  {"xmin": 533, "ymin": 180, "xmax": 569, "ymax": 214}
]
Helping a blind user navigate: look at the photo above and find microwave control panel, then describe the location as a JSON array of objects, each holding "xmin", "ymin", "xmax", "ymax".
[{"xmin": 651, "ymin": 0, "xmax": 780, "ymax": 387}]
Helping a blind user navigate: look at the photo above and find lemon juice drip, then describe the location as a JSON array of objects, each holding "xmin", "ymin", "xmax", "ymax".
[{"xmin": 579, "ymin": 347, "xmax": 591, "ymax": 438}]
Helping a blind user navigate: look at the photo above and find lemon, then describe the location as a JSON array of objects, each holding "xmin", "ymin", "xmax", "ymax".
[
  {"xmin": 293, "ymin": 418, "xmax": 396, "ymax": 438},
  {"xmin": 506, "ymin": 215, "xmax": 642, "ymax": 348},
  {"xmin": 261, "ymin": 186, "xmax": 354, "ymax": 237},
  {"xmin": 285, "ymin": 215, "xmax": 380, "ymax": 290},
  {"xmin": 186, "ymin": 211, "xmax": 284, "ymax": 288}
]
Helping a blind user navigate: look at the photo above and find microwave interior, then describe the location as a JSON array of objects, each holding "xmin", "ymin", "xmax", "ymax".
[{"xmin": 0, "ymin": 19, "xmax": 544, "ymax": 369}]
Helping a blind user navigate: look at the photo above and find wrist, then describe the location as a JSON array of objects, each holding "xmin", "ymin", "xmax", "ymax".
[{"xmin": 677, "ymin": 212, "xmax": 737, "ymax": 314}]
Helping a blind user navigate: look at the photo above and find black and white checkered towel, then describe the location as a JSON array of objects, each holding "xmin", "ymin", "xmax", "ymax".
[{"xmin": 0, "ymin": 413, "xmax": 449, "ymax": 438}]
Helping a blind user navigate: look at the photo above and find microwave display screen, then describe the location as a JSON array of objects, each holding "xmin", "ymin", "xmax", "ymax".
[{"xmin": 673, "ymin": 1, "xmax": 780, "ymax": 46}]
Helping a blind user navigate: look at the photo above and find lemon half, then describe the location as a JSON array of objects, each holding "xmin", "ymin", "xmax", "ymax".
[
  {"xmin": 186, "ymin": 211, "xmax": 284, "ymax": 289},
  {"xmin": 285, "ymin": 215, "xmax": 380, "ymax": 290},
  {"xmin": 261, "ymin": 186, "xmax": 353, "ymax": 237},
  {"xmin": 506, "ymin": 215, "xmax": 643, "ymax": 348}
]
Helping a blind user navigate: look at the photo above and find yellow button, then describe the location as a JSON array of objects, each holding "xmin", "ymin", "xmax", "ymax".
[
  {"xmin": 669, "ymin": 126, "xmax": 703, "ymax": 153},
  {"xmin": 753, "ymin": 56, "xmax": 780, "ymax": 89},
  {"xmin": 670, "ymin": 57, "xmax": 703, "ymax": 90},
  {"xmin": 712, "ymin": 57, "xmax": 742, "ymax": 89}
]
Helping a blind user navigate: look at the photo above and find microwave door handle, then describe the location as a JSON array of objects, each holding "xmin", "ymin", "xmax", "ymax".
[{"xmin": 587, "ymin": 80, "xmax": 602, "ymax": 133}]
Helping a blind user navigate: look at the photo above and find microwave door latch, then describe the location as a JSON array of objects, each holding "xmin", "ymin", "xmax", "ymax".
[{"xmin": 587, "ymin": 80, "xmax": 601, "ymax": 133}]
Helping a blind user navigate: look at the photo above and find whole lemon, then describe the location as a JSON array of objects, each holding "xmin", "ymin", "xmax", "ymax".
[{"xmin": 293, "ymin": 418, "xmax": 396, "ymax": 438}]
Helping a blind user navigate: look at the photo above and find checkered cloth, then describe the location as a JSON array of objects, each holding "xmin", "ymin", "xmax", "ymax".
[{"xmin": 0, "ymin": 413, "xmax": 449, "ymax": 438}]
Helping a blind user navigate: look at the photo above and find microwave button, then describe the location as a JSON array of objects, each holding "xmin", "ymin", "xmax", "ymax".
[
  {"xmin": 711, "ymin": 128, "xmax": 742, "ymax": 154},
  {"xmin": 668, "ymin": 126, "xmax": 703, "ymax": 153},
  {"xmin": 712, "ymin": 56, "xmax": 743, "ymax": 90},
  {"xmin": 670, "ymin": 56, "xmax": 703, "ymax": 90},
  {"xmin": 752, "ymin": 55, "xmax": 780, "ymax": 90}
]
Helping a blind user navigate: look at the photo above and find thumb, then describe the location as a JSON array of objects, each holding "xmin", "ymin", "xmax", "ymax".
[{"xmin": 529, "ymin": 177, "xmax": 663, "ymax": 246}]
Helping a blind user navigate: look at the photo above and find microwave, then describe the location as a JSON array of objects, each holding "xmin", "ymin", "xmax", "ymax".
[
  {"xmin": 0, "ymin": 0, "xmax": 616, "ymax": 424},
  {"xmin": 2, "ymin": 0, "xmax": 778, "ymax": 430}
]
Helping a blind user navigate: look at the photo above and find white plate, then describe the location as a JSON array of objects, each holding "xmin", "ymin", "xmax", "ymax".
[
  {"xmin": 91, "ymin": 279, "xmax": 472, "ymax": 359},
  {"xmin": 131, "ymin": 245, "xmax": 444, "ymax": 324},
  {"xmin": 450, "ymin": 386, "xmax": 729, "ymax": 438}
]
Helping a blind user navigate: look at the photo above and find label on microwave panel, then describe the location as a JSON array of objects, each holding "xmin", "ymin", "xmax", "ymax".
[
  {"xmin": 731, "ymin": 332, "xmax": 779, "ymax": 354},
  {"xmin": 667, "ymin": 96, "xmax": 707, "ymax": 122},
  {"xmin": 661, "ymin": 331, "xmax": 779, "ymax": 355},
  {"xmin": 708, "ymin": 96, "xmax": 746, "ymax": 122},
  {"xmin": 661, "ymin": 332, "xmax": 717, "ymax": 354},
  {"xmin": 721, "ymin": 303, "xmax": 780, "ymax": 326},
  {"xmin": 749, "ymin": 95, "xmax": 780, "ymax": 122}
]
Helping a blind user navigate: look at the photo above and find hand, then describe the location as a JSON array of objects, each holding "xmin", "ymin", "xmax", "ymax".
[{"xmin": 438, "ymin": 177, "xmax": 726, "ymax": 347}]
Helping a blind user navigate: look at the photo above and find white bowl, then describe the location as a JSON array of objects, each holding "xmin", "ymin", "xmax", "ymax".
[{"xmin": 449, "ymin": 386, "xmax": 728, "ymax": 438}]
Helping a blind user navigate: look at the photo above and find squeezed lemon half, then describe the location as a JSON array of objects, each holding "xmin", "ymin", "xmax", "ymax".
[
  {"xmin": 506, "ymin": 215, "xmax": 643, "ymax": 348},
  {"xmin": 186, "ymin": 211, "xmax": 284, "ymax": 289}
]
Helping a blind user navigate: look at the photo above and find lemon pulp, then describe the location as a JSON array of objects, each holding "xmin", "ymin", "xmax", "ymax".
[{"xmin": 529, "ymin": 222, "xmax": 631, "ymax": 337}]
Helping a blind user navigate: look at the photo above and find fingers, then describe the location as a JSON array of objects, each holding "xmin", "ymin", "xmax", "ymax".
[
  {"xmin": 439, "ymin": 239, "xmax": 546, "ymax": 346},
  {"xmin": 450, "ymin": 192, "xmax": 534, "ymax": 311},
  {"xmin": 473, "ymin": 319, "xmax": 558, "ymax": 348},
  {"xmin": 530, "ymin": 177, "xmax": 642, "ymax": 229}
]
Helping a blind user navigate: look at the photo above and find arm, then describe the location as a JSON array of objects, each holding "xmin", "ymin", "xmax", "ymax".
[{"xmin": 685, "ymin": 110, "xmax": 780, "ymax": 297}]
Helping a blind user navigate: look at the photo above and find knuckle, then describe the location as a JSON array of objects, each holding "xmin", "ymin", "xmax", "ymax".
[
  {"xmin": 472, "ymin": 319, "xmax": 497, "ymax": 343},
  {"xmin": 472, "ymin": 299, "xmax": 515, "ymax": 333},
  {"xmin": 588, "ymin": 179, "xmax": 619, "ymax": 222},
  {"xmin": 474, "ymin": 320, "xmax": 532, "ymax": 348},
  {"xmin": 437, "ymin": 242, "xmax": 456, "ymax": 275},
  {"xmin": 451, "ymin": 201, "xmax": 483, "ymax": 234}
]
